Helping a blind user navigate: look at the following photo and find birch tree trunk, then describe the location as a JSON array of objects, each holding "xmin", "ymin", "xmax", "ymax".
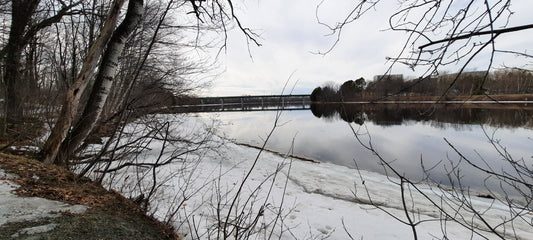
[
  {"xmin": 41, "ymin": 0, "xmax": 127, "ymax": 165},
  {"xmin": 55, "ymin": 0, "xmax": 144, "ymax": 165}
]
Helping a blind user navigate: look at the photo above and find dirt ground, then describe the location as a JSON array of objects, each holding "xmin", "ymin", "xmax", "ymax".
[{"xmin": 0, "ymin": 153, "xmax": 178, "ymax": 240}]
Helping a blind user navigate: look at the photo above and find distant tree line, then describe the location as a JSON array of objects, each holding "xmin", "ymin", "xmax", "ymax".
[
  {"xmin": 311, "ymin": 69, "xmax": 533, "ymax": 102},
  {"xmin": 311, "ymin": 77, "xmax": 366, "ymax": 102}
]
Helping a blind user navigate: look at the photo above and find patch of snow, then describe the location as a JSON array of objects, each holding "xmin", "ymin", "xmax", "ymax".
[
  {"xmin": 11, "ymin": 223, "xmax": 58, "ymax": 238},
  {"xmin": 9, "ymin": 145, "xmax": 40, "ymax": 153},
  {"xmin": 0, "ymin": 169, "xmax": 88, "ymax": 227}
]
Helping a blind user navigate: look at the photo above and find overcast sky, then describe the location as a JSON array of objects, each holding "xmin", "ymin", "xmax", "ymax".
[{"xmin": 195, "ymin": 0, "xmax": 533, "ymax": 97}]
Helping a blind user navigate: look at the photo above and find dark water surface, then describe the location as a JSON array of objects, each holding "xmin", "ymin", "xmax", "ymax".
[{"xmin": 198, "ymin": 103, "xmax": 533, "ymax": 193}]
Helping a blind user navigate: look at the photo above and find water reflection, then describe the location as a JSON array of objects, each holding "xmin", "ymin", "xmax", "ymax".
[
  {"xmin": 199, "ymin": 104, "xmax": 533, "ymax": 197},
  {"xmin": 311, "ymin": 103, "xmax": 533, "ymax": 129}
]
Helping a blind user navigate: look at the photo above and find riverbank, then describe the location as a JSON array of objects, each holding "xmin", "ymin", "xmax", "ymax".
[
  {"xmin": 1, "ymin": 113, "xmax": 531, "ymax": 239},
  {"xmin": 0, "ymin": 153, "xmax": 177, "ymax": 239},
  {"xmin": 336, "ymin": 93, "xmax": 533, "ymax": 103}
]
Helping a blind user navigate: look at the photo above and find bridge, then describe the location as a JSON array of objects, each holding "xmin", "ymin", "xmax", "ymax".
[{"xmin": 170, "ymin": 94, "xmax": 311, "ymax": 112}]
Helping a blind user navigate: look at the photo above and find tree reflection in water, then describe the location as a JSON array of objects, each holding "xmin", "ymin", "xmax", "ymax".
[{"xmin": 311, "ymin": 103, "xmax": 533, "ymax": 129}]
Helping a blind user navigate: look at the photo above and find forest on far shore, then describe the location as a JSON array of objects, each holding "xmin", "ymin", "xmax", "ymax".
[{"xmin": 311, "ymin": 69, "xmax": 533, "ymax": 102}]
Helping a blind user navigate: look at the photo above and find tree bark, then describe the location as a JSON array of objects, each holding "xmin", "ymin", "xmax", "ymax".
[
  {"xmin": 54, "ymin": 0, "xmax": 144, "ymax": 165},
  {"xmin": 3, "ymin": 1, "xmax": 82, "ymax": 124},
  {"xmin": 41, "ymin": 0, "xmax": 128, "ymax": 165},
  {"xmin": 3, "ymin": 0, "xmax": 40, "ymax": 123}
]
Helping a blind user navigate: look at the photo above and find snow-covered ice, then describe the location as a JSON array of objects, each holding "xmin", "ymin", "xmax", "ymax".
[
  {"xmin": 100, "ymin": 114, "xmax": 532, "ymax": 239},
  {"xmin": 0, "ymin": 169, "xmax": 88, "ymax": 233}
]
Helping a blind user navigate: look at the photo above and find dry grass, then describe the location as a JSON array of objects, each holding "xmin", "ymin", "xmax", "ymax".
[{"xmin": 0, "ymin": 153, "xmax": 179, "ymax": 239}]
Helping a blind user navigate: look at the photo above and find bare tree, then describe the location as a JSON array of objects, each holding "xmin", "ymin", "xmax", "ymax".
[
  {"xmin": 40, "ymin": 0, "xmax": 128, "ymax": 165},
  {"xmin": 2, "ymin": 1, "xmax": 296, "ymax": 238},
  {"xmin": 2, "ymin": 0, "xmax": 80, "ymax": 124},
  {"xmin": 344, "ymin": 121, "xmax": 532, "ymax": 239},
  {"xmin": 313, "ymin": 1, "xmax": 533, "ymax": 239},
  {"xmin": 39, "ymin": 0, "xmax": 262, "ymax": 166},
  {"xmin": 54, "ymin": 0, "xmax": 144, "ymax": 165},
  {"xmin": 317, "ymin": 0, "xmax": 533, "ymax": 96}
]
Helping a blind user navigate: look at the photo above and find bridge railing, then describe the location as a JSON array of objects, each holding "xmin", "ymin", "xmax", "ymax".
[{"xmin": 170, "ymin": 95, "xmax": 311, "ymax": 112}]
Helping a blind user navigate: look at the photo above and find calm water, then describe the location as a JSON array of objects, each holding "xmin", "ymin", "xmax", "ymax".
[{"xmin": 198, "ymin": 103, "xmax": 533, "ymax": 194}]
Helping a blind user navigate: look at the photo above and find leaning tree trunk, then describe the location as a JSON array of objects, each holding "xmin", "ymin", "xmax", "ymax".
[
  {"xmin": 41, "ymin": 0, "xmax": 128, "ymax": 165},
  {"xmin": 55, "ymin": 0, "xmax": 144, "ymax": 165}
]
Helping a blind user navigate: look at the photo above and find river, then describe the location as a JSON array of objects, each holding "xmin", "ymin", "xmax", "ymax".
[{"xmin": 196, "ymin": 103, "xmax": 533, "ymax": 196}]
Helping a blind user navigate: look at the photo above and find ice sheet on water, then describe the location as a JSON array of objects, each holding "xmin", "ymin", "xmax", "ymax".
[{"xmin": 100, "ymin": 114, "xmax": 533, "ymax": 239}]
